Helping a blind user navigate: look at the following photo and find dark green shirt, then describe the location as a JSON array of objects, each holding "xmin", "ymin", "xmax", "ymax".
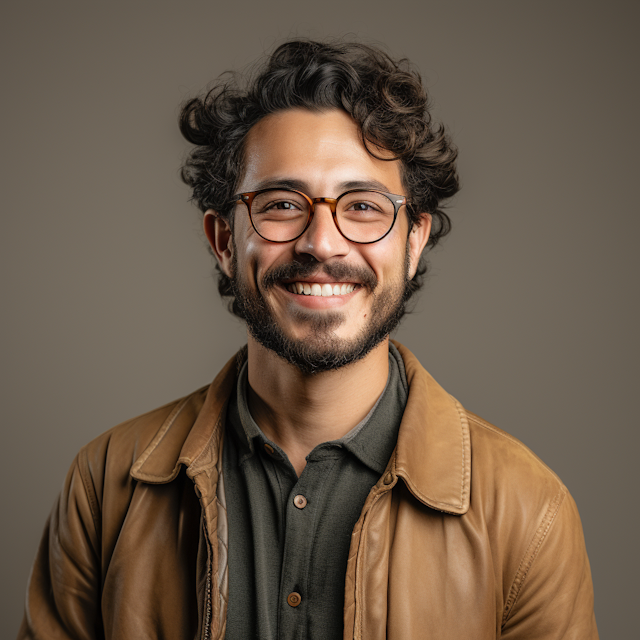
[{"xmin": 223, "ymin": 344, "xmax": 408, "ymax": 640}]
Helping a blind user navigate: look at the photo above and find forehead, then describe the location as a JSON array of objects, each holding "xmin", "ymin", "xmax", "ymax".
[{"xmin": 240, "ymin": 108, "xmax": 403, "ymax": 194}]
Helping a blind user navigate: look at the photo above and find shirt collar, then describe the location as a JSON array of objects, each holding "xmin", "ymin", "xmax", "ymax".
[
  {"xmin": 228, "ymin": 344, "xmax": 408, "ymax": 475},
  {"xmin": 340, "ymin": 343, "xmax": 407, "ymax": 474}
]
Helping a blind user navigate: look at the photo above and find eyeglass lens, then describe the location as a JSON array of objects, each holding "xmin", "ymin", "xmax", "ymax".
[{"xmin": 248, "ymin": 189, "xmax": 397, "ymax": 243}]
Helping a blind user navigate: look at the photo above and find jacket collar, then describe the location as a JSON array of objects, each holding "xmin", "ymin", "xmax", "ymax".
[
  {"xmin": 130, "ymin": 348, "xmax": 244, "ymax": 484},
  {"xmin": 390, "ymin": 341, "xmax": 470, "ymax": 515},
  {"xmin": 130, "ymin": 342, "xmax": 470, "ymax": 515}
]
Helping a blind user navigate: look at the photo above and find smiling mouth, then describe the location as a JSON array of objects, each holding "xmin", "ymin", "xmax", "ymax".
[{"xmin": 284, "ymin": 282, "xmax": 358, "ymax": 297}]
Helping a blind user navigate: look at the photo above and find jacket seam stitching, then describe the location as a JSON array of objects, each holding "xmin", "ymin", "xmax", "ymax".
[
  {"xmin": 453, "ymin": 398, "xmax": 467, "ymax": 508},
  {"xmin": 501, "ymin": 487, "xmax": 566, "ymax": 626},
  {"xmin": 356, "ymin": 488, "xmax": 386, "ymax": 639},
  {"xmin": 353, "ymin": 451, "xmax": 396, "ymax": 639},
  {"xmin": 191, "ymin": 405, "xmax": 228, "ymax": 640},
  {"xmin": 215, "ymin": 422, "xmax": 228, "ymax": 632}
]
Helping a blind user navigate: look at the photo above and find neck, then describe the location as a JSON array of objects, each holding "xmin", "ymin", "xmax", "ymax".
[{"xmin": 246, "ymin": 335, "xmax": 390, "ymax": 475}]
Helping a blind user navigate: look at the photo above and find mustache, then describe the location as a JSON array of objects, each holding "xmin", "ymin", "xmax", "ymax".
[{"xmin": 262, "ymin": 260, "xmax": 378, "ymax": 292}]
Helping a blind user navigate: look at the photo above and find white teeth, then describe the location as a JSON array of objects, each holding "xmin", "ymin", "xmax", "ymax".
[{"xmin": 286, "ymin": 282, "xmax": 357, "ymax": 296}]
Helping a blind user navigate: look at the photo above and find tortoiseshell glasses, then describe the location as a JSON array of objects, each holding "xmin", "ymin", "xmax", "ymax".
[{"xmin": 233, "ymin": 188, "xmax": 409, "ymax": 244}]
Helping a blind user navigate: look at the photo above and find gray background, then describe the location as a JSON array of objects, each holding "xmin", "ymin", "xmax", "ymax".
[{"xmin": 2, "ymin": 0, "xmax": 638, "ymax": 636}]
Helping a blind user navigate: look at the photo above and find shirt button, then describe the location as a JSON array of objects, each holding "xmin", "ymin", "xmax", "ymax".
[
  {"xmin": 287, "ymin": 592, "xmax": 302, "ymax": 607},
  {"xmin": 263, "ymin": 443, "xmax": 275, "ymax": 455},
  {"xmin": 383, "ymin": 472, "xmax": 394, "ymax": 485},
  {"xmin": 293, "ymin": 494, "xmax": 307, "ymax": 509}
]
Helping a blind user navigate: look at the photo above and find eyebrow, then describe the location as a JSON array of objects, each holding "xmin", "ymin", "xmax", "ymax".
[{"xmin": 249, "ymin": 177, "xmax": 394, "ymax": 194}]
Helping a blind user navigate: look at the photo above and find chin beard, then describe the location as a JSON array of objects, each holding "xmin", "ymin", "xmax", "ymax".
[{"xmin": 229, "ymin": 249, "xmax": 412, "ymax": 375}]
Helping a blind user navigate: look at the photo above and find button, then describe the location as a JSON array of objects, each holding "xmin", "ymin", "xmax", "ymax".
[
  {"xmin": 287, "ymin": 592, "xmax": 302, "ymax": 607},
  {"xmin": 293, "ymin": 494, "xmax": 307, "ymax": 509},
  {"xmin": 383, "ymin": 472, "xmax": 394, "ymax": 485},
  {"xmin": 263, "ymin": 443, "xmax": 275, "ymax": 455}
]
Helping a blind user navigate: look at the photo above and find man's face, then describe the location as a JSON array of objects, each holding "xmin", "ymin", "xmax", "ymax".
[{"xmin": 205, "ymin": 108, "xmax": 431, "ymax": 373}]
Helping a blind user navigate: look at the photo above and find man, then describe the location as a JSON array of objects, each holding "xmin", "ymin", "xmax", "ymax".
[{"xmin": 19, "ymin": 40, "xmax": 598, "ymax": 639}]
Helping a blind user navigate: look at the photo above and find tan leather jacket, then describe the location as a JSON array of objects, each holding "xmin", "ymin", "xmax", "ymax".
[{"xmin": 19, "ymin": 342, "xmax": 598, "ymax": 639}]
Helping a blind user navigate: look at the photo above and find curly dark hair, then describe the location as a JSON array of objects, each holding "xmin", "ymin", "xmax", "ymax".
[{"xmin": 179, "ymin": 39, "xmax": 459, "ymax": 317}]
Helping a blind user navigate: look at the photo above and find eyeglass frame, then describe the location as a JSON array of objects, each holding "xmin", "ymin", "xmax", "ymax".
[{"xmin": 232, "ymin": 188, "xmax": 411, "ymax": 245}]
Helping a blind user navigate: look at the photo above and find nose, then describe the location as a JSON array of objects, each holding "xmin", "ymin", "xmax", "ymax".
[{"xmin": 292, "ymin": 201, "xmax": 351, "ymax": 262}]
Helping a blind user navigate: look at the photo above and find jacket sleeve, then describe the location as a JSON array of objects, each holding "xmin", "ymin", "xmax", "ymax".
[
  {"xmin": 501, "ymin": 488, "xmax": 598, "ymax": 639},
  {"xmin": 18, "ymin": 450, "xmax": 102, "ymax": 640}
]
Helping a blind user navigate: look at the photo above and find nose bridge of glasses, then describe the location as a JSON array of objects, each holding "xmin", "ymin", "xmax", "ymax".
[
  {"xmin": 302, "ymin": 196, "xmax": 345, "ymax": 243},
  {"xmin": 309, "ymin": 196, "xmax": 338, "ymax": 215}
]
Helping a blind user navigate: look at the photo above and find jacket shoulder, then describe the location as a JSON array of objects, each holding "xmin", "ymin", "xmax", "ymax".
[
  {"xmin": 461, "ymin": 412, "xmax": 596, "ymax": 634},
  {"xmin": 461, "ymin": 408, "xmax": 572, "ymax": 568},
  {"xmin": 85, "ymin": 388, "xmax": 206, "ymax": 458},
  {"xmin": 76, "ymin": 387, "xmax": 209, "ymax": 505},
  {"xmin": 465, "ymin": 409, "xmax": 565, "ymax": 494}
]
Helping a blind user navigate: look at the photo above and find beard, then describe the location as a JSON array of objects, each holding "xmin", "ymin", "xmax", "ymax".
[{"xmin": 229, "ymin": 242, "xmax": 412, "ymax": 375}]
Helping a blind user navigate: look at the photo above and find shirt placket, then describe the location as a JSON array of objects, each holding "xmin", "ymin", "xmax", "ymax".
[{"xmin": 274, "ymin": 449, "xmax": 340, "ymax": 640}]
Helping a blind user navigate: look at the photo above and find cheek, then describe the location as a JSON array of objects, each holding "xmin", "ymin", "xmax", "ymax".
[
  {"xmin": 360, "ymin": 237, "xmax": 407, "ymax": 285},
  {"xmin": 239, "ymin": 235, "xmax": 292, "ymax": 284}
]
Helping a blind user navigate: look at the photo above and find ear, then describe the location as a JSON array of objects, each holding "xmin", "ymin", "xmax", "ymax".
[
  {"xmin": 407, "ymin": 213, "xmax": 432, "ymax": 280},
  {"xmin": 203, "ymin": 210, "xmax": 234, "ymax": 277}
]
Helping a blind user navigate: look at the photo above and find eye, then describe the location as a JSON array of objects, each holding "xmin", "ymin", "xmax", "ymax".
[
  {"xmin": 251, "ymin": 190, "xmax": 308, "ymax": 215},
  {"xmin": 343, "ymin": 200, "xmax": 385, "ymax": 216},
  {"xmin": 267, "ymin": 200, "xmax": 302, "ymax": 211},
  {"xmin": 349, "ymin": 201, "xmax": 377, "ymax": 212}
]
